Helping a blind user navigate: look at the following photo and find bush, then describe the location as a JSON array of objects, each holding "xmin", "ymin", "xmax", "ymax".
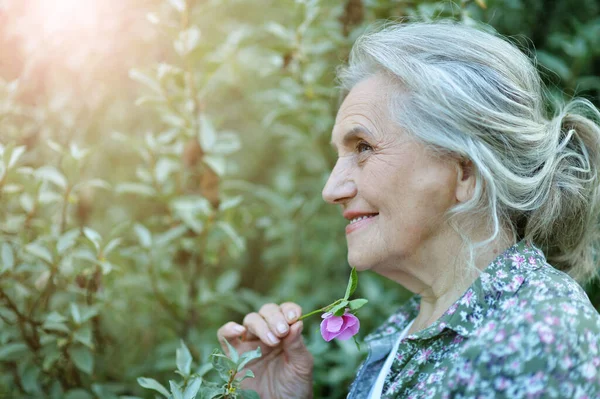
[{"xmin": 0, "ymin": 0, "xmax": 598, "ymax": 398}]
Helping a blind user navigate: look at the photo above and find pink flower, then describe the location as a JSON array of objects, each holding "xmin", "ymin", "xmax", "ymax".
[{"xmin": 320, "ymin": 311, "xmax": 360, "ymax": 341}]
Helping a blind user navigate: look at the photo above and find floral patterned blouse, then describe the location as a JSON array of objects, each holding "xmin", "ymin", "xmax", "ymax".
[{"xmin": 348, "ymin": 240, "xmax": 600, "ymax": 399}]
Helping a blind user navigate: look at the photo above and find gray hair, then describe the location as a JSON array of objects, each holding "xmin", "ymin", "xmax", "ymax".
[{"xmin": 337, "ymin": 20, "xmax": 600, "ymax": 284}]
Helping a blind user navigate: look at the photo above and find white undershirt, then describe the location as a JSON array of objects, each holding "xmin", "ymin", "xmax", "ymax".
[{"xmin": 368, "ymin": 319, "xmax": 416, "ymax": 399}]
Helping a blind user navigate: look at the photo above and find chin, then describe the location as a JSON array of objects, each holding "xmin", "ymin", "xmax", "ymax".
[{"xmin": 347, "ymin": 251, "xmax": 374, "ymax": 271}]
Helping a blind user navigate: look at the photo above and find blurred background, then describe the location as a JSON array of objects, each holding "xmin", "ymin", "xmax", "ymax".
[{"xmin": 0, "ymin": 0, "xmax": 598, "ymax": 397}]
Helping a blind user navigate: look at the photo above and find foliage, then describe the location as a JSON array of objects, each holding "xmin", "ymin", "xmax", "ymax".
[
  {"xmin": 0, "ymin": 0, "xmax": 598, "ymax": 398},
  {"xmin": 138, "ymin": 340, "xmax": 261, "ymax": 399}
]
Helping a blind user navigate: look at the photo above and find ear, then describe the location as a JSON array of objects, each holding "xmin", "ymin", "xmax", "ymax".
[{"xmin": 455, "ymin": 159, "xmax": 476, "ymax": 203}]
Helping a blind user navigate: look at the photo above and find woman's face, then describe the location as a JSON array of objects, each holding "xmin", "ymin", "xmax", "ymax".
[{"xmin": 323, "ymin": 75, "xmax": 461, "ymax": 273}]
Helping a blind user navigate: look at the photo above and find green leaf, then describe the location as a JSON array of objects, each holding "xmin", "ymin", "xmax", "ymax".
[
  {"xmin": 215, "ymin": 270, "xmax": 240, "ymax": 293},
  {"xmin": 329, "ymin": 300, "xmax": 348, "ymax": 317},
  {"xmin": 42, "ymin": 348, "xmax": 61, "ymax": 372},
  {"xmin": 43, "ymin": 321, "xmax": 70, "ymax": 334},
  {"xmin": 115, "ymin": 182, "xmax": 156, "ymax": 197},
  {"xmin": 79, "ymin": 306, "xmax": 99, "ymax": 323},
  {"xmin": 43, "ymin": 313, "xmax": 70, "ymax": 334},
  {"xmin": 70, "ymin": 303, "xmax": 81, "ymax": 324},
  {"xmin": 196, "ymin": 363, "xmax": 213, "ymax": 377},
  {"xmin": 171, "ymin": 197, "xmax": 211, "ymax": 234},
  {"xmin": 239, "ymin": 390, "xmax": 261, "ymax": 399},
  {"xmin": 155, "ymin": 225, "xmax": 187, "ymax": 246},
  {"xmin": 176, "ymin": 340, "xmax": 192, "ymax": 377},
  {"xmin": 218, "ymin": 196, "xmax": 243, "ymax": 212},
  {"xmin": 47, "ymin": 140, "xmax": 63, "ymax": 153},
  {"xmin": 7, "ymin": 145, "xmax": 26, "ymax": 169},
  {"xmin": 196, "ymin": 384, "xmax": 223, "ymax": 399},
  {"xmin": 154, "ymin": 158, "xmax": 179, "ymax": 184},
  {"xmin": 168, "ymin": 0, "xmax": 186, "ymax": 12},
  {"xmin": 212, "ymin": 132, "xmax": 241, "ymax": 155},
  {"xmin": 0, "ymin": 342, "xmax": 28, "ymax": 361},
  {"xmin": 348, "ymin": 298, "xmax": 368, "ymax": 311},
  {"xmin": 133, "ymin": 224, "xmax": 152, "ymax": 249},
  {"xmin": 203, "ymin": 155, "xmax": 226, "ymax": 177},
  {"xmin": 169, "ymin": 381, "xmax": 183, "ymax": 399},
  {"xmin": 20, "ymin": 193, "xmax": 34, "ymax": 213},
  {"xmin": 1, "ymin": 243, "xmax": 14, "ymax": 272},
  {"xmin": 238, "ymin": 369, "xmax": 255, "ymax": 382},
  {"xmin": 211, "ymin": 351, "xmax": 236, "ymax": 380},
  {"xmin": 174, "ymin": 26, "xmax": 201, "ymax": 56},
  {"xmin": 222, "ymin": 338, "xmax": 239, "ymax": 363},
  {"xmin": 57, "ymin": 229, "xmax": 80, "ymax": 255},
  {"xmin": 68, "ymin": 143, "xmax": 90, "ymax": 161},
  {"xmin": 216, "ymin": 221, "xmax": 245, "ymax": 253},
  {"xmin": 68, "ymin": 345, "xmax": 94, "ymax": 375},
  {"xmin": 129, "ymin": 69, "xmax": 162, "ymax": 94},
  {"xmin": 183, "ymin": 378, "xmax": 202, "ymax": 399},
  {"xmin": 73, "ymin": 178, "xmax": 111, "ymax": 192},
  {"xmin": 137, "ymin": 377, "xmax": 170, "ymax": 398},
  {"xmin": 64, "ymin": 389, "xmax": 94, "ymax": 399},
  {"xmin": 83, "ymin": 228, "xmax": 102, "ymax": 251},
  {"xmin": 74, "ymin": 324, "xmax": 94, "ymax": 349},
  {"xmin": 35, "ymin": 166, "xmax": 67, "ymax": 189},
  {"xmin": 199, "ymin": 114, "xmax": 217, "ymax": 151},
  {"xmin": 20, "ymin": 362, "xmax": 41, "ymax": 394},
  {"xmin": 91, "ymin": 384, "xmax": 119, "ymax": 399},
  {"xmin": 344, "ymin": 267, "xmax": 358, "ymax": 300},
  {"xmin": 25, "ymin": 242, "xmax": 53, "ymax": 264},
  {"xmin": 237, "ymin": 347, "xmax": 261, "ymax": 372},
  {"xmin": 46, "ymin": 311, "xmax": 67, "ymax": 324},
  {"xmin": 102, "ymin": 238, "xmax": 122, "ymax": 257},
  {"xmin": 353, "ymin": 336, "xmax": 361, "ymax": 351}
]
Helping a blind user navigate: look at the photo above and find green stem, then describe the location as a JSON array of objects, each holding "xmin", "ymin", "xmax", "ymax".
[
  {"xmin": 298, "ymin": 308, "xmax": 326, "ymax": 321},
  {"xmin": 298, "ymin": 298, "xmax": 343, "ymax": 321}
]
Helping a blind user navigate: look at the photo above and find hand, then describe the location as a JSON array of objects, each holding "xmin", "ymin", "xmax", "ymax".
[{"xmin": 217, "ymin": 302, "xmax": 314, "ymax": 399}]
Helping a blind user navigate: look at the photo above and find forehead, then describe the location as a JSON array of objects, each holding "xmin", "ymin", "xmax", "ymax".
[
  {"xmin": 335, "ymin": 75, "xmax": 391, "ymax": 124},
  {"xmin": 332, "ymin": 75, "xmax": 394, "ymax": 145}
]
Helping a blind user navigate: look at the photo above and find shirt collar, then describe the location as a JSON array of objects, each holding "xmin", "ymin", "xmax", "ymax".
[{"xmin": 365, "ymin": 239, "xmax": 547, "ymax": 342}]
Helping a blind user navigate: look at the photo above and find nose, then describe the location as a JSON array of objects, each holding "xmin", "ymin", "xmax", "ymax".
[{"xmin": 322, "ymin": 158, "xmax": 357, "ymax": 205}]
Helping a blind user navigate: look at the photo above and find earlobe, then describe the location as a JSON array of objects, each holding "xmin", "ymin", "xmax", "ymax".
[{"xmin": 456, "ymin": 159, "xmax": 476, "ymax": 203}]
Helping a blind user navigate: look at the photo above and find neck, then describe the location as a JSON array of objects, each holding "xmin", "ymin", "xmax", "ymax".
[{"xmin": 378, "ymin": 226, "xmax": 515, "ymax": 333}]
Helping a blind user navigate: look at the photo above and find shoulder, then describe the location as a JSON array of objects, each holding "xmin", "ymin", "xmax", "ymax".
[{"xmin": 447, "ymin": 265, "xmax": 600, "ymax": 397}]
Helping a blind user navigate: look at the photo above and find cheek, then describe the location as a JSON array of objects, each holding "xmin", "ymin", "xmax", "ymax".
[{"xmin": 383, "ymin": 165, "xmax": 457, "ymax": 231}]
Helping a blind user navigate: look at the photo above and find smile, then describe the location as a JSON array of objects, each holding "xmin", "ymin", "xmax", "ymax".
[{"xmin": 346, "ymin": 214, "xmax": 378, "ymax": 234}]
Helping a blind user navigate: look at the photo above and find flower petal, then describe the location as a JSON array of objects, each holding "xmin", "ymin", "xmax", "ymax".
[
  {"xmin": 320, "ymin": 319, "xmax": 338, "ymax": 341},
  {"xmin": 321, "ymin": 312, "xmax": 333, "ymax": 319},
  {"xmin": 342, "ymin": 313, "xmax": 359, "ymax": 327},
  {"xmin": 336, "ymin": 318, "xmax": 360, "ymax": 340},
  {"xmin": 325, "ymin": 316, "xmax": 344, "ymax": 333}
]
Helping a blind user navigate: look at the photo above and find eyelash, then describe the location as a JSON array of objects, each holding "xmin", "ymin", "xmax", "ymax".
[{"xmin": 356, "ymin": 141, "xmax": 373, "ymax": 154}]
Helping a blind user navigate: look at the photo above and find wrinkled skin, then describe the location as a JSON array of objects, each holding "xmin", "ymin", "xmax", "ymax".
[{"xmin": 217, "ymin": 302, "xmax": 313, "ymax": 399}]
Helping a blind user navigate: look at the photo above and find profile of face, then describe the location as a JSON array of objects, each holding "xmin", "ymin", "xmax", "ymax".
[{"xmin": 323, "ymin": 74, "xmax": 471, "ymax": 274}]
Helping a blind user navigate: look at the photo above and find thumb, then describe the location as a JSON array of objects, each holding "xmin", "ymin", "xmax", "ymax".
[{"xmin": 282, "ymin": 321, "xmax": 310, "ymax": 362}]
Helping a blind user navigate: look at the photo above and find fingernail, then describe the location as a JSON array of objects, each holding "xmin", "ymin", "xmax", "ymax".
[
  {"xmin": 277, "ymin": 323, "xmax": 288, "ymax": 334},
  {"xmin": 267, "ymin": 332, "xmax": 279, "ymax": 344},
  {"xmin": 287, "ymin": 311, "xmax": 296, "ymax": 321},
  {"xmin": 234, "ymin": 325, "xmax": 245, "ymax": 334}
]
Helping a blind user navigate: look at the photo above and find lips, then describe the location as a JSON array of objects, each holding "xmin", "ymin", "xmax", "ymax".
[
  {"xmin": 343, "ymin": 210, "xmax": 379, "ymax": 221},
  {"xmin": 344, "ymin": 212, "xmax": 378, "ymax": 234}
]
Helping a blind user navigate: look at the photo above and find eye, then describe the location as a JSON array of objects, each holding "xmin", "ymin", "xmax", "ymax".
[{"xmin": 356, "ymin": 141, "xmax": 373, "ymax": 153}]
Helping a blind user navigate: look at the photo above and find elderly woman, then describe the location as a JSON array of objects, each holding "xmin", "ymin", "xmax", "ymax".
[{"xmin": 217, "ymin": 21, "xmax": 600, "ymax": 398}]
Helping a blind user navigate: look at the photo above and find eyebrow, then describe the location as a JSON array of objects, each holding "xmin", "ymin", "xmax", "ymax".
[{"xmin": 330, "ymin": 126, "xmax": 374, "ymax": 149}]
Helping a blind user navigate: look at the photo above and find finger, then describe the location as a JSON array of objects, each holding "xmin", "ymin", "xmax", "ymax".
[
  {"xmin": 282, "ymin": 321, "xmax": 312, "ymax": 367},
  {"xmin": 280, "ymin": 302, "xmax": 302, "ymax": 324},
  {"xmin": 217, "ymin": 322, "xmax": 245, "ymax": 353},
  {"xmin": 259, "ymin": 303, "xmax": 290, "ymax": 338},
  {"xmin": 243, "ymin": 312, "xmax": 280, "ymax": 346}
]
